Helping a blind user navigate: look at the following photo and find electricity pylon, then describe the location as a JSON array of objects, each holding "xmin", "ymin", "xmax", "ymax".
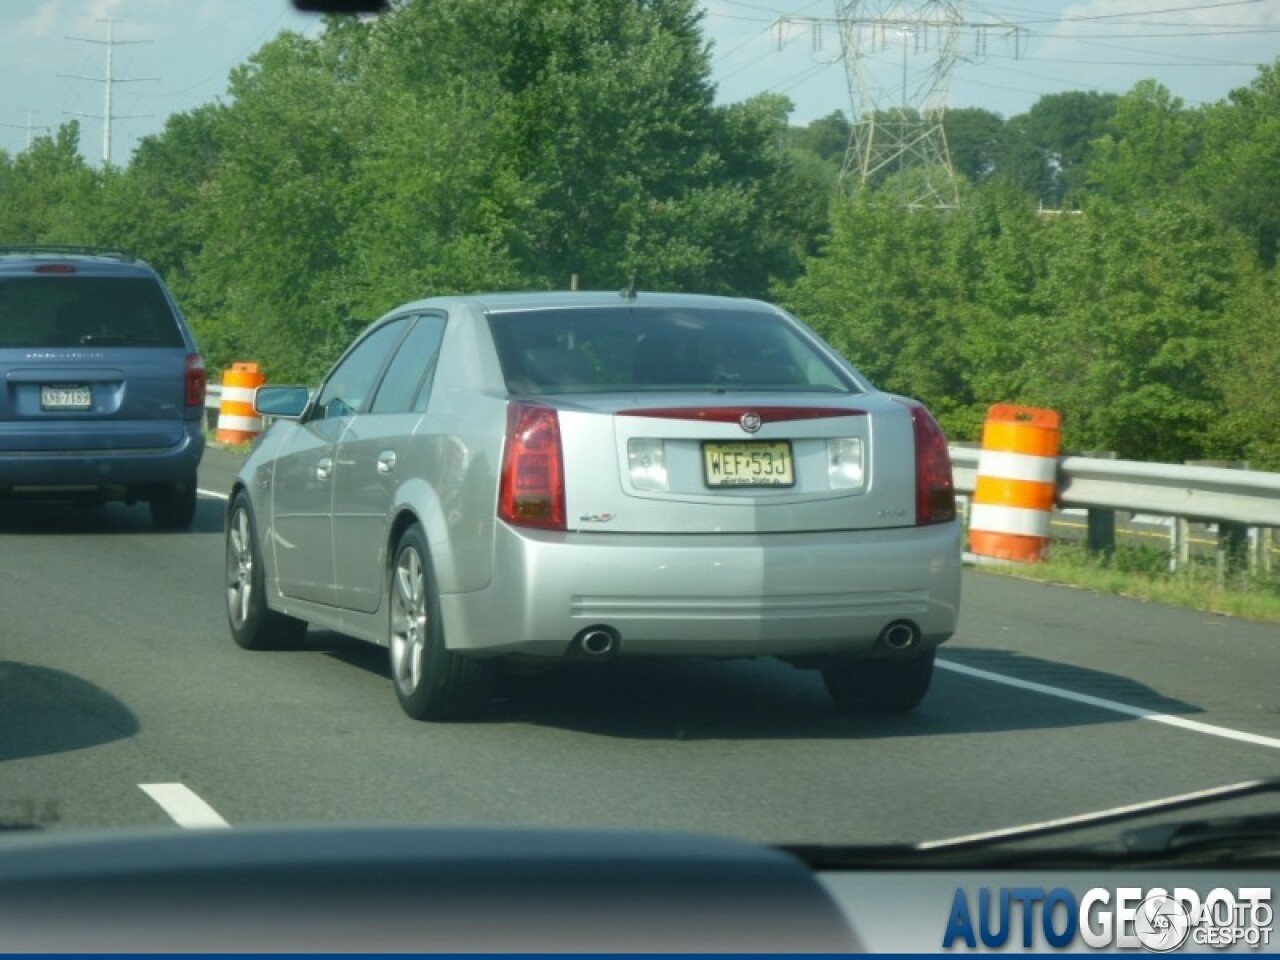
[
  {"xmin": 779, "ymin": 2, "xmax": 1024, "ymax": 209},
  {"xmin": 63, "ymin": 20, "xmax": 156, "ymax": 167}
]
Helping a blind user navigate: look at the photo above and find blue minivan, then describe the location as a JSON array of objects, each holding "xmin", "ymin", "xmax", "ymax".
[{"xmin": 0, "ymin": 247, "xmax": 206, "ymax": 528}]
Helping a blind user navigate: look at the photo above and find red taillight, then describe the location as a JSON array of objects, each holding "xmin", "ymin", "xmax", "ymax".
[
  {"xmin": 185, "ymin": 353, "xmax": 207, "ymax": 408},
  {"xmin": 898, "ymin": 399, "xmax": 955, "ymax": 526},
  {"xmin": 498, "ymin": 402, "xmax": 565, "ymax": 531},
  {"xmin": 34, "ymin": 263, "xmax": 76, "ymax": 274}
]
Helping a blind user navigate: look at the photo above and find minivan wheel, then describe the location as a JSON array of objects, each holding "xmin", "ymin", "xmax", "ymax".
[
  {"xmin": 389, "ymin": 524, "xmax": 493, "ymax": 721},
  {"xmin": 822, "ymin": 650, "xmax": 935, "ymax": 714},
  {"xmin": 150, "ymin": 477, "xmax": 197, "ymax": 529},
  {"xmin": 225, "ymin": 492, "xmax": 308, "ymax": 650}
]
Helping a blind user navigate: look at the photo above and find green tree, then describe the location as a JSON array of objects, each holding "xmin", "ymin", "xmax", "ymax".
[
  {"xmin": 994, "ymin": 91, "xmax": 1117, "ymax": 205},
  {"xmin": 944, "ymin": 107, "xmax": 1004, "ymax": 184},
  {"xmin": 1191, "ymin": 58, "xmax": 1280, "ymax": 266},
  {"xmin": 1023, "ymin": 197, "xmax": 1252, "ymax": 460},
  {"xmin": 1213, "ymin": 266, "xmax": 1280, "ymax": 469},
  {"xmin": 1088, "ymin": 80, "xmax": 1198, "ymax": 204},
  {"xmin": 182, "ymin": 28, "xmax": 380, "ymax": 380},
  {"xmin": 0, "ymin": 123, "xmax": 100, "ymax": 245},
  {"xmin": 776, "ymin": 183, "xmax": 1047, "ymax": 438},
  {"xmin": 787, "ymin": 110, "xmax": 850, "ymax": 171},
  {"xmin": 93, "ymin": 104, "xmax": 226, "ymax": 299}
]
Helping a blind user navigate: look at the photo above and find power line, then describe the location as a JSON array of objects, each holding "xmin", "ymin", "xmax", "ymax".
[
  {"xmin": 138, "ymin": 7, "xmax": 289, "ymax": 101},
  {"xmin": 978, "ymin": 0, "xmax": 1268, "ymax": 25}
]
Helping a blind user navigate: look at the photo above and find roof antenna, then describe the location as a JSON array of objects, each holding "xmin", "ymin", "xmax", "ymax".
[{"xmin": 620, "ymin": 274, "xmax": 637, "ymax": 301}]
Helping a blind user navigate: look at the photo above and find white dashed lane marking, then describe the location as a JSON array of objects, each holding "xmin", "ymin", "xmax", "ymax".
[{"xmin": 139, "ymin": 783, "xmax": 230, "ymax": 829}]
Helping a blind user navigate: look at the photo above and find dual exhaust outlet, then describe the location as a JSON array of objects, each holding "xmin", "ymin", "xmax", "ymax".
[{"xmin": 568, "ymin": 621, "xmax": 920, "ymax": 660}]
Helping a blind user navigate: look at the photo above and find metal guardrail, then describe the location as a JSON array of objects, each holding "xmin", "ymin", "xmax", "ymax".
[
  {"xmin": 206, "ymin": 384, "xmax": 1276, "ymax": 533},
  {"xmin": 949, "ymin": 446, "xmax": 1280, "ymax": 528}
]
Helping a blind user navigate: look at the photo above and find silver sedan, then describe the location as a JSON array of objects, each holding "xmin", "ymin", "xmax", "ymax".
[{"xmin": 225, "ymin": 291, "xmax": 962, "ymax": 720}]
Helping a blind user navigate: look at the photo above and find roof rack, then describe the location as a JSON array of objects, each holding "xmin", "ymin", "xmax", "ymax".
[{"xmin": 0, "ymin": 244, "xmax": 137, "ymax": 262}]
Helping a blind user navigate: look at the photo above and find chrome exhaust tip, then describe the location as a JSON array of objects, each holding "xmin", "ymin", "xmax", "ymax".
[
  {"xmin": 878, "ymin": 620, "xmax": 920, "ymax": 653},
  {"xmin": 574, "ymin": 626, "xmax": 620, "ymax": 658}
]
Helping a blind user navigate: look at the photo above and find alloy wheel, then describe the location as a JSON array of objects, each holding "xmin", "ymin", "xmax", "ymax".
[{"xmin": 390, "ymin": 545, "xmax": 428, "ymax": 695}]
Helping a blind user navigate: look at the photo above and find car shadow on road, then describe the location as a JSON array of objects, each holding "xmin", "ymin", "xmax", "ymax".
[
  {"xmin": 0, "ymin": 497, "xmax": 223, "ymax": 535},
  {"xmin": 314, "ymin": 635, "xmax": 1204, "ymax": 742},
  {"xmin": 0, "ymin": 662, "xmax": 139, "ymax": 811}
]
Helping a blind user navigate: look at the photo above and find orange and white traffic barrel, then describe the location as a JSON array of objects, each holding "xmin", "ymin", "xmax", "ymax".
[
  {"xmin": 967, "ymin": 404, "xmax": 1060, "ymax": 563},
  {"xmin": 215, "ymin": 362, "xmax": 265, "ymax": 445}
]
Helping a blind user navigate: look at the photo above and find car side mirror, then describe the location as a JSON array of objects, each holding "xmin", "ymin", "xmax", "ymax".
[{"xmin": 254, "ymin": 385, "xmax": 310, "ymax": 420}]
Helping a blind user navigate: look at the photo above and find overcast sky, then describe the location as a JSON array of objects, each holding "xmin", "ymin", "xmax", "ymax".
[{"xmin": 2, "ymin": 0, "xmax": 1278, "ymax": 165}]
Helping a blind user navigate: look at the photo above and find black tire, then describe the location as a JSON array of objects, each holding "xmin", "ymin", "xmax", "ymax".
[
  {"xmin": 389, "ymin": 524, "xmax": 493, "ymax": 721},
  {"xmin": 150, "ymin": 477, "xmax": 197, "ymax": 530},
  {"xmin": 822, "ymin": 650, "xmax": 936, "ymax": 715},
  {"xmin": 225, "ymin": 491, "xmax": 308, "ymax": 650}
]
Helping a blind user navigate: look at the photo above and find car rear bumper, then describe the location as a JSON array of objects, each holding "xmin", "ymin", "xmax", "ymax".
[
  {"xmin": 441, "ymin": 521, "xmax": 962, "ymax": 659},
  {"xmin": 0, "ymin": 422, "xmax": 204, "ymax": 493}
]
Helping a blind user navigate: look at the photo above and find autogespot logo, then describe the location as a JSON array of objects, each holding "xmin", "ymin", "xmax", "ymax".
[
  {"xmin": 942, "ymin": 886, "xmax": 1273, "ymax": 952},
  {"xmin": 1135, "ymin": 894, "xmax": 1191, "ymax": 953}
]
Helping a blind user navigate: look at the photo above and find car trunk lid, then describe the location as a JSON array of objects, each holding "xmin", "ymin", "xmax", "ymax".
[{"xmin": 555, "ymin": 392, "xmax": 917, "ymax": 534}]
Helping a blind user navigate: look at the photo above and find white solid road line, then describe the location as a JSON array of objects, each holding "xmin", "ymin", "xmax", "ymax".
[
  {"xmin": 139, "ymin": 783, "xmax": 231, "ymax": 829},
  {"xmin": 198, "ymin": 488, "xmax": 229, "ymax": 501},
  {"xmin": 938, "ymin": 658, "xmax": 1280, "ymax": 752}
]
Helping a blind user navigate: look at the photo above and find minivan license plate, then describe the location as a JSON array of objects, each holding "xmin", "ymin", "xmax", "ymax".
[
  {"xmin": 41, "ymin": 385, "xmax": 92, "ymax": 410},
  {"xmin": 702, "ymin": 441, "xmax": 794, "ymax": 487}
]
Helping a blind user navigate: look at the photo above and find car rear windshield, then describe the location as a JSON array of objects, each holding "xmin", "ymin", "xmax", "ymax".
[
  {"xmin": 487, "ymin": 306, "xmax": 857, "ymax": 395},
  {"xmin": 0, "ymin": 276, "xmax": 185, "ymax": 349}
]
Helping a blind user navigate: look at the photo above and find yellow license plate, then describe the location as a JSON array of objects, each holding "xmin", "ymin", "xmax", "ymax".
[{"xmin": 702, "ymin": 441, "xmax": 794, "ymax": 487}]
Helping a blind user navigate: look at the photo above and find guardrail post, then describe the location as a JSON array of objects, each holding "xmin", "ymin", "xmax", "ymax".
[
  {"xmin": 1187, "ymin": 460, "xmax": 1250, "ymax": 587},
  {"xmin": 1252, "ymin": 528, "xmax": 1274, "ymax": 577},
  {"xmin": 1080, "ymin": 451, "xmax": 1117, "ymax": 562},
  {"xmin": 1170, "ymin": 518, "xmax": 1190, "ymax": 573}
]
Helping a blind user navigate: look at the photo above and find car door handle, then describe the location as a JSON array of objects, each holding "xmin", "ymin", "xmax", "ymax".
[
  {"xmin": 316, "ymin": 457, "xmax": 334, "ymax": 481},
  {"xmin": 376, "ymin": 451, "xmax": 397, "ymax": 475}
]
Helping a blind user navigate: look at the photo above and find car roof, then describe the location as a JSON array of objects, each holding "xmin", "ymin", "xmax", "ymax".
[
  {"xmin": 0, "ymin": 247, "xmax": 159, "ymax": 279},
  {"xmin": 390, "ymin": 290, "xmax": 781, "ymax": 317}
]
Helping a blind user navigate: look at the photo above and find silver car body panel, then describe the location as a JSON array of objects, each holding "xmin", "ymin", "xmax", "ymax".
[{"xmin": 235, "ymin": 292, "xmax": 962, "ymax": 660}]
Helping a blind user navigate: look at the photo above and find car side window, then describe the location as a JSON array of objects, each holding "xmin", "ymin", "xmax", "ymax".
[
  {"xmin": 312, "ymin": 318, "xmax": 410, "ymax": 420},
  {"xmin": 369, "ymin": 313, "xmax": 447, "ymax": 415}
]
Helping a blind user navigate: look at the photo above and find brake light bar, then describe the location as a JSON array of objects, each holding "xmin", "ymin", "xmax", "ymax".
[
  {"xmin": 34, "ymin": 263, "xmax": 77, "ymax": 274},
  {"xmin": 618, "ymin": 406, "xmax": 864, "ymax": 424}
]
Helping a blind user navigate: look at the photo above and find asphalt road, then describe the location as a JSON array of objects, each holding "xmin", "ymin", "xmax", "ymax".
[{"xmin": 2, "ymin": 446, "xmax": 1277, "ymax": 844}]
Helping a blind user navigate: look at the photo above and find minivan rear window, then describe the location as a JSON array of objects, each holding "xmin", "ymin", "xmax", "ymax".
[
  {"xmin": 0, "ymin": 276, "xmax": 184, "ymax": 348},
  {"xmin": 488, "ymin": 306, "xmax": 856, "ymax": 395}
]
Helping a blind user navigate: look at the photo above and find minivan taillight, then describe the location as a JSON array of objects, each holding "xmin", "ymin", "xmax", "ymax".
[
  {"xmin": 185, "ymin": 353, "xmax": 207, "ymax": 408},
  {"xmin": 897, "ymin": 399, "xmax": 955, "ymax": 526},
  {"xmin": 498, "ymin": 402, "xmax": 565, "ymax": 531}
]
